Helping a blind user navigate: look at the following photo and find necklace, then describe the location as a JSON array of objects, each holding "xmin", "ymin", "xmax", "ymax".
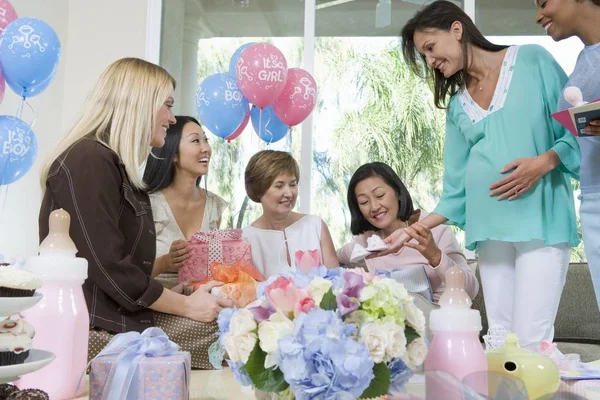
[{"xmin": 475, "ymin": 60, "xmax": 502, "ymax": 92}]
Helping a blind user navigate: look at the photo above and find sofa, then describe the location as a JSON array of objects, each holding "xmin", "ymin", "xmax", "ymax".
[{"xmin": 470, "ymin": 262, "xmax": 600, "ymax": 362}]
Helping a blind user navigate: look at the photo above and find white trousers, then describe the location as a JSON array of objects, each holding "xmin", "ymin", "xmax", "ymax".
[{"xmin": 478, "ymin": 240, "xmax": 570, "ymax": 350}]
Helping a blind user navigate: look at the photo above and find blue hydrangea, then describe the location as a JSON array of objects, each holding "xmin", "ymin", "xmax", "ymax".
[
  {"xmin": 226, "ymin": 359, "xmax": 253, "ymax": 387},
  {"xmin": 217, "ymin": 307, "xmax": 238, "ymax": 343},
  {"xmin": 388, "ymin": 358, "xmax": 413, "ymax": 394},
  {"xmin": 277, "ymin": 309, "xmax": 374, "ymax": 399}
]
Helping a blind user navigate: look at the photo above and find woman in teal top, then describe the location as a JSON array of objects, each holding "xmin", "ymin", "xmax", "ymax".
[{"xmin": 384, "ymin": 0, "xmax": 580, "ymax": 350}]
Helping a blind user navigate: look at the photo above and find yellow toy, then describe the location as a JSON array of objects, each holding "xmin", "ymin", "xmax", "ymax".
[{"xmin": 486, "ymin": 333, "xmax": 560, "ymax": 399}]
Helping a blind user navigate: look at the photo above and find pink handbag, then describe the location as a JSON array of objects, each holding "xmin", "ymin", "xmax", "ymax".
[{"xmin": 178, "ymin": 229, "xmax": 252, "ymax": 283}]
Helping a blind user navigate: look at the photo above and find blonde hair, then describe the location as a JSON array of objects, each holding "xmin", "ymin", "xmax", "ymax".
[
  {"xmin": 40, "ymin": 58, "xmax": 176, "ymax": 190},
  {"xmin": 244, "ymin": 150, "xmax": 300, "ymax": 203}
]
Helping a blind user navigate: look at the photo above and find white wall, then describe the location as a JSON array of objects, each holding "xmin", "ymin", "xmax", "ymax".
[{"xmin": 0, "ymin": 0, "xmax": 155, "ymax": 261}]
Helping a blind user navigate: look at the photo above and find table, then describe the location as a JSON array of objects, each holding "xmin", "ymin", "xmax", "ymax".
[{"xmin": 76, "ymin": 369, "xmax": 426, "ymax": 399}]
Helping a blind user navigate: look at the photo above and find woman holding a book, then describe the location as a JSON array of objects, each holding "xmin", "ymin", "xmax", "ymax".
[
  {"xmin": 535, "ymin": 0, "xmax": 600, "ymax": 310},
  {"xmin": 384, "ymin": 0, "xmax": 580, "ymax": 350}
]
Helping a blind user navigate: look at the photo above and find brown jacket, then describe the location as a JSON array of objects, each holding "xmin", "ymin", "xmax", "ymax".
[{"xmin": 39, "ymin": 139, "xmax": 164, "ymax": 333}]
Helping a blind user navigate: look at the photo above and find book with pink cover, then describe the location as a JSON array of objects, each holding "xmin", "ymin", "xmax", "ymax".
[{"xmin": 552, "ymin": 86, "xmax": 600, "ymax": 137}]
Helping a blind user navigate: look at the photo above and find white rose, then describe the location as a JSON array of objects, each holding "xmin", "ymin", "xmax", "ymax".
[
  {"xmin": 307, "ymin": 277, "xmax": 332, "ymax": 304},
  {"xmin": 229, "ymin": 309, "xmax": 257, "ymax": 336},
  {"xmin": 258, "ymin": 312, "xmax": 295, "ymax": 354},
  {"xmin": 360, "ymin": 322, "xmax": 387, "ymax": 363},
  {"xmin": 405, "ymin": 301, "xmax": 426, "ymax": 336},
  {"xmin": 406, "ymin": 337, "xmax": 427, "ymax": 368},
  {"xmin": 358, "ymin": 284, "xmax": 378, "ymax": 302},
  {"xmin": 264, "ymin": 352, "xmax": 278, "ymax": 369},
  {"xmin": 383, "ymin": 279, "xmax": 412, "ymax": 302},
  {"xmin": 382, "ymin": 321, "xmax": 407, "ymax": 361},
  {"xmin": 224, "ymin": 332, "xmax": 257, "ymax": 364}
]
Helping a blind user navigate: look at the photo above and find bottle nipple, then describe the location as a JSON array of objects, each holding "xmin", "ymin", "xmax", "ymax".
[
  {"xmin": 438, "ymin": 266, "xmax": 472, "ymax": 308},
  {"xmin": 564, "ymin": 86, "xmax": 586, "ymax": 107},
  {"xmin": 39, "ymin": 208, "xmax": 78, "ymax": 256}
]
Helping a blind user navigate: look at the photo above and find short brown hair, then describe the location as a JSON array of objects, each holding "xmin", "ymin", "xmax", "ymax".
[{"xmin": 244, "ymin": 150, "xmax": 300, "ymax": 203}]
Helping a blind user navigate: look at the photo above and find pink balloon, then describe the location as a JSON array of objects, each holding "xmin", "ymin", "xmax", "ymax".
[
  {"xmin": 236, "ymin": 43, "xmax": 288, "ymax": 109},
  {"xmin": 225, "ymin": 108, "xmax": 250, "ymax": 142},
  {"xmin": 273, "ymin": 68, "xmax": 317, "ymax": 127},
  {"xmin": 0, "ymin": 0, "xmax": 17, "ymax": 34}
]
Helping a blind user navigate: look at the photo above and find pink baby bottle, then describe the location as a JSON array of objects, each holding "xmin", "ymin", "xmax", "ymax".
[
  {"xmin": 17, "ymin": 209, "xmax": 89, "ymax": 399},
  {"xmin": 424, "ymin": 266, "xmax": 488, "ymax": 400}
]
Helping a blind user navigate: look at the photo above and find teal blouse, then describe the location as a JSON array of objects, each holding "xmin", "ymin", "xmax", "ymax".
[{"xmin": 434, "ymin": 45, "xmax": 580, "ymax": 251}]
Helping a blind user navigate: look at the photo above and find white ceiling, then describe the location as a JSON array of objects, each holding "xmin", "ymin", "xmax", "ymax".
[{"xmin": 188, "ymin": 0, "xmax": 543, "ymax": 38}]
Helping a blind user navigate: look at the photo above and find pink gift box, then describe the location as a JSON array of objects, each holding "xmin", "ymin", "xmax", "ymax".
[
  {"xmin": 89, "ymin": 352, "xmax": 191, "ymax": 400},
  {"xmin": 178, "ymin": 229, "xmax": 252, "ymax": 283}
]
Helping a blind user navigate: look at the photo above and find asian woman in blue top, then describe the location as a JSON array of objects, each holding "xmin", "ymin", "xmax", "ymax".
[
  {"xmin": 383, "ymin": 0, "xmax": 581, "ymax": 350},
  {"xmin": 535, "ymin": 0, "xmax": 600, "ymax": 311}
]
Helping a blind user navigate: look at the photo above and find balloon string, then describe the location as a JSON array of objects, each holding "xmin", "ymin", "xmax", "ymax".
[
  {"xmin": 16, "ymin": 97, "xmax": 25, "ymax": 119},
  {"xmin": 259, "ymin": 109, "xmax": 266, "ymax": 151},
  {"xmin": 23, "ymin": 99, "xmax": 38, "ymax": 129},
  {"xmin": 0, "ymin": 178, "xmax": 9, "ymax": 226}
]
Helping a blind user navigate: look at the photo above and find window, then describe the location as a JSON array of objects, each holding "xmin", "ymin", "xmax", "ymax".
[{"xmin": 159, "ymin": 0, "xmax": 586, "ymax": 261}]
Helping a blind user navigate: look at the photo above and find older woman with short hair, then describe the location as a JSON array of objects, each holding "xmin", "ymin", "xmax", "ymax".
[{"xmin": 242, "ymin": 150, "xmax": 338, "ymax": 278}]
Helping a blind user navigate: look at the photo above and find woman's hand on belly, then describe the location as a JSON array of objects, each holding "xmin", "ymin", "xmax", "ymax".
[{"xmin": 488, "ymin": 151, "xmax": 559, "ymax": 201}]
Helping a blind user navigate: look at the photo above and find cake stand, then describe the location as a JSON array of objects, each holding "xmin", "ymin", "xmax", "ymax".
[{"xmin": 0, "ymin": 293, "xmax": 56, "ymax": 384}]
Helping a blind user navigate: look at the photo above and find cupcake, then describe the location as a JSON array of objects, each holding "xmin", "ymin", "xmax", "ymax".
[
  {"xmin": 0, "ymin": 315, "xmax": 34, "ymax": 366},
  {"xmin": 0, "ymin": 384, "xmax": 19, "ymax": 400},
  {"xmin": 7, "ymin": 389, "xmax": 49, "ymax": 400},
  {"xmin": 0, "ymin": 265, "xmax": 41, "ymax": 297}
]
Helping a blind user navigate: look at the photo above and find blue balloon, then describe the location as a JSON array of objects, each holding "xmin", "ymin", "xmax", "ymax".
[
  {"xmin": 196, "ymin": 73, "xmax": 249, "ymax": 139},
  {"xmin": 0, "ymin": 116, "xmax": 38, "ymax": 185},
  {"xmin": 229, "ymin": 42, "xmax": 255, "ymax": 78},
  {"xmin": 250, "ymin": 105, "xmax": 289, "ymax": 143},
  {"xmin": 0, "ymin": 17, "xmax": 61, "ymax": 98}
]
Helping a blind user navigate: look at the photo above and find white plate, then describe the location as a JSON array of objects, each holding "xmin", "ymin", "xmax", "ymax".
[
  {"xmin": 0, "ymin": 349, "xmax": 55, "ymax": 383},
  {"xmin": 0, "ymin": 293, "xmax": 43, "ymax": 316}
]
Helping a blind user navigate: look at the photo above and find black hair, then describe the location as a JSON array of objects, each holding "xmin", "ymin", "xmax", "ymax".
[
  {"xmin": 348, "ymin": 162, "xmax": 415, "ymax": 235},
  {"xmin": 400, "ymin": 0, "xmax": 508, "ymax": 109},
  {"xmin": 143, "ymin": 116, "xmax": 203, "ymax": 193}
]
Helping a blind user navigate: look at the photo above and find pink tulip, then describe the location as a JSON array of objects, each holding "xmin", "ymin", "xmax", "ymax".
[
  {"xmin": 294, "ymin": 289, "xmax": 316, "ymax": 317},
  {"xmin": 295, "ymin": 249, "xmax": 322, "ymax": 273},
  {"xmin": 265, "ymin": 276, "xmax": 299, "ymax": 316}
]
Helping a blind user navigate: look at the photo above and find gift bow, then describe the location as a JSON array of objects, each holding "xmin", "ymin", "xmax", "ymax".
[
  {"xmin": 191, "ymin": 229, "xmax": 243, "ymax": 275},
  {"xmin": 92, "ymin": 327, "xmax": 189, "ymax": 400}
]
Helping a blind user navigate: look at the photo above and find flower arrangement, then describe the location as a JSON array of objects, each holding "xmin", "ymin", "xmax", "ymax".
[{"xmin": 218, "ymin": 265, "xmax": 427, "ymax": 399}]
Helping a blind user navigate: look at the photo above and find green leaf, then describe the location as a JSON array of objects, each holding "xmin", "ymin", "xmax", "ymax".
[
  {"xmin": 241, "ymin": 342, "xmax": 289, "ymax": 393},
  {"xmin": 359, "ymin": 362, "xmax": 391, "ymax": 399},
  {"xmin": 405, "ymin": 325, "xmax": 419, "ymax": 346},
  {"xmin": 319, "ymin": 287, "xmax": 338, "ymax": 311}
]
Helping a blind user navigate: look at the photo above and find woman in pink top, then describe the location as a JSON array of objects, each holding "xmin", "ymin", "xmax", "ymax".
[{"xmin": 337, "ymin": 162, "xmax": 479, "ymax": 302}]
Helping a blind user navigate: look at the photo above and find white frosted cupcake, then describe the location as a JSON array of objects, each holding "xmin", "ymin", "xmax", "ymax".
[
  {"xmin": 0, "ymin": 315, "xmax": 34, "ymax": 365},
  {"xmin": 0, "ymin": 265, "xmax": 42, "ymax": 297}
]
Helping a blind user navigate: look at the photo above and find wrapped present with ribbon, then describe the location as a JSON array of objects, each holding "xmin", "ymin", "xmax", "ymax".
[
  {"xmin": 89, "ymin": 327, "xmax": 191, "ymax": 400},
  {"xmin": 178, "ymin": 229, "xmax": 252, "ymax": 283},
  {"xmin": 186, "ymin": 259, "xmax": 266, "ymax": 308}
]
